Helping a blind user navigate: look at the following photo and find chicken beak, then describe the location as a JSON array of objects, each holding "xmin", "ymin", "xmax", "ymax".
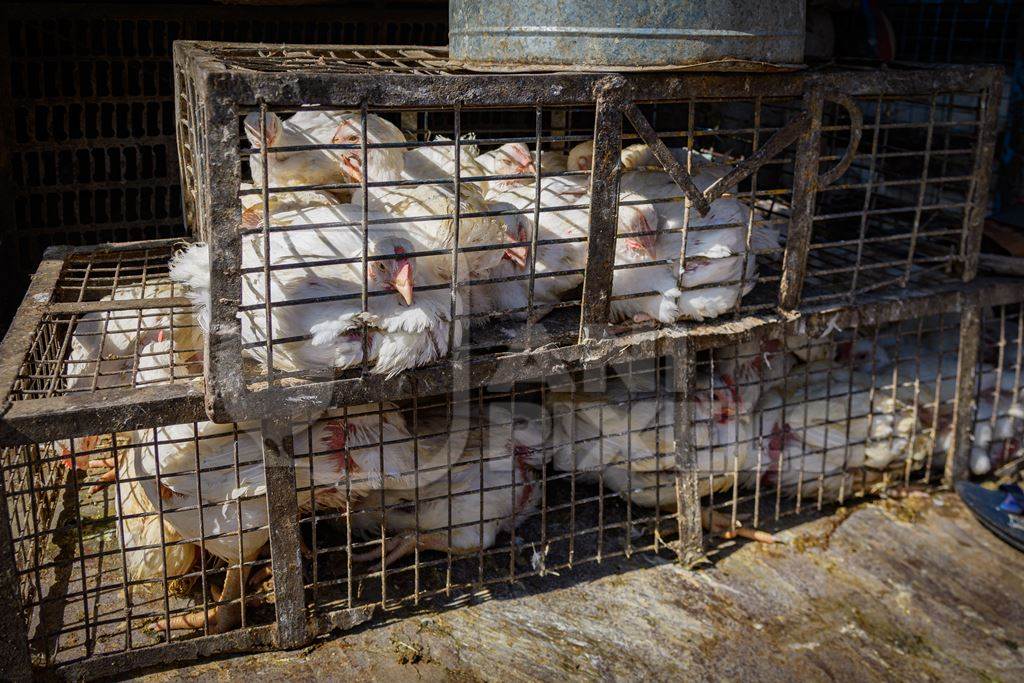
[
  {"xmin": 241, "ymin": 206, "xmax": 264, "ymax": 229},
  {"xmin": 509, "ymin": 145, "xmax": 537, "ymax": 177},
  {"xmin": 626, "ymin": 235, "xmax": 656, "ymax": 261},
  {"xmin": 504, "ymin": 225, "xmax": 529, "ymax": 269},
  {"xmin": 392, "ymin": 259, "xmax": 414, "ymax": 306},
  {"xmin": 577, "ymin": 156, "xmax": 591, "ymax": 171},
  {"xmin": 504, "ymin": 246, "xmax": 529, "ymax": 269},
  {"xmin": 341, "ymin": 155, "xmax": 363, "ymax": 182},
  {"xmin": 626, "ymin": 212, "xmax": 657, "ymax": 260}
]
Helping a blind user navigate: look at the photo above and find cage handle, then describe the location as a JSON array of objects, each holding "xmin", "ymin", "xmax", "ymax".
[
  {"xmin": 623, "ymin": 91, "xmax": 863, "ymax": 216},
  {"xmin": 816, "ymin": 91, "xmax": 863, "ymax": 188}
]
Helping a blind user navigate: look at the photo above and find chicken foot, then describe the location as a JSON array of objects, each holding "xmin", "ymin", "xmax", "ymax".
[
  {"xmin": 155, "ymin": 564, "xmax": 250, "ymax": 633},
  {"xmin": 702, "ymin": 508, "xmax": 775, "ymax": 544},
  {"xmin": 208, "ymin": 562, "xmax": 273, "ymax": 602},
  {"xmin": 349, "ymin": 532, "xmax": 457, "ymax": 568}
]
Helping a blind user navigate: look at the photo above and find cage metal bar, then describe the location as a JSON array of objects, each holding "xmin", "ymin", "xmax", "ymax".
[
  {"xmin": 0, "ymin": 246, "xmax": 67, "ymax": 414},
  {"xmin": 176, "ymin": 44, "xmax": 1000, "ymax": 421},
  {"xmin": 671, "ymin": 337, "xmax": 703, "ymax": 565},
  {"xmin": 959, "ymin": 79, "xmax": 1005, "ymax": 282},
  {"xmin": 57, "ymin": 623, "xmax": 278, "ymax": 681},
  {"xmin": 579, "ymin": 77, "xmax": 625, "ymax": 340},
  {"xmin": 623, "ymin": 102, "xmax": 709, "ymax": 216},
  {"xmin": 200, "ymin": 71, "xmax": 246, "ymax": 423},
  {"xmin": 0, "ymin": 461, "xmax": 33, "ymax": 681},
  {"xmin": 179, "ymin": 42, "xmax": 999, "ymax": 105},
  {"xmin": 260, "ymin": 417, "xmax": 311, "ymax": 649},
  {"xmin": 259, "ymin": 103, "xmax": 276, "ymax": 380},
  {"xmin": 7, "ymin": 269, "xmax": 1024, "ymax": 448},
  {"xmin": 946, "ymin": 302, "xmax": 983, "ymax": 485},
  {"xmin": 901, "ymin": 94, "xmax": 938, "ymax": 289},
  {"xmin": 779, "ymin": 87, "xmax": 824, "ymax": 310}
]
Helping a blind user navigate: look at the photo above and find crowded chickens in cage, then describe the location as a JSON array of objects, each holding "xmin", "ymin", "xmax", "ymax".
[
  {"xmin": 169, "ymin": 109, "xmax": 784, "ymax": 378},
  {"xmin": 51, "ymin": 105, "xmax": 1023, "ymax": 639},
  {"xmin": 58, "ymin": 281, "xmax": 1024, "ymax": 636}
]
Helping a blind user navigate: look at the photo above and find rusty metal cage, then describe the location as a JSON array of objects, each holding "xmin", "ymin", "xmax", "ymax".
[
  {"xmin": 170, "ymin": 42, "xmax": 1002, "ymax": 423},
  {"xmin": 3, "ymin": 240, "xmax": 1023, "ymax": 676},
  {"xmin": 0, "ymin": 241, "xmax": 703, "ymax": 674},
  {"xmin": 700, "ymin": 315, "xmax": 964, "ymax": 531},
  {"xmin": 0, "ymin": 33, "xmax": 1014, "ymax": 681},
  {"xmin": 971, "ymin": 302, "xmax": 1024, "ymax": 478}
]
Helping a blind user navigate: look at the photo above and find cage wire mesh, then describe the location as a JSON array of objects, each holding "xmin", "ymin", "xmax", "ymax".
[
  {"xmin": 228, "ymin": 100, "xmax": 598, "ymax": 380},
  {"xmin": 3, "ymin": 423, "xmax": 279, "ymax": 667},
  {"xmin": 7, "ymin": 302, "xmax": 1010, "ymax": 669},
  {"xmin": 2, "ymin": 353, "xmax": 700, "ymax": 666},
  {"xmin": 807, "ymin": 89, "xmax": 991, "ymax": 302},
  {"xmin": 617, "ymin": 97, "xmax": 793, "ymax": 319},
  {"xmin": 703, "ymin": 316, "xmax": 964, "ymax": 531},
  {"xmin": 6, "ymin": 242, "xmax": 201, "ymax": 402},
  {"xmin": 172, "ymin": 43, "xmax": 1000, "ymax": 420},
  {"xmin": 0, "ymin": 2, "xmax": 449, "ymax": 328},
  {"xmin": 0, "ymin": 35, "xmax": 1012, "ymax": 677},
  {"xmin": 972, "ymin": 302, "xmax": 1024, "ymax": 478},
  {"xmin": 2, "ymin": 227, "xmax": 1023, "ymax": 673}
]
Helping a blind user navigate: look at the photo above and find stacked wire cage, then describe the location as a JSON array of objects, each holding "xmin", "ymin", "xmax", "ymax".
[{"xmin": 0, "ymin": 42, "xmax": 1015, "ymax": 678}]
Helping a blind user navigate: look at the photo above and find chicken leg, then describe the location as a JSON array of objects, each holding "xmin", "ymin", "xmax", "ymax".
[
  {"xmin": 155, "ymin": 564, "xmax": 250, "ymax": 633},
  {"xmin": 349, "ymin": 532, "xmax": 455, "ymax": 568},
  {"xmin": 702, "ymin": 508, "xmax": 775, "ymax": 543}
]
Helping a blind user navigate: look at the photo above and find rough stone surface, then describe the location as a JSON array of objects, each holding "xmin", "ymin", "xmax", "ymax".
[{"xmin": 129, "ymin": 492, "xmax": 1024, "ymax": 681}]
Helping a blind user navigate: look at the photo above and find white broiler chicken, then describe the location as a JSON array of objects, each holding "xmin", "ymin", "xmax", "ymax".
[
  {"xmin": 131, "ymin": 398, "xmax": 416, "ymax": 632},
  {"xmin": 970, "ymin": 393, "xmax": 1023, "ymax": 476},
  {"xmin": 244, "ymin": 109, "xmax": 351, "ymax": 191},
  {"xmin": 402, "ymin": 134, "xmax": 492, "ymax": 194},
  {"xmin": 551, "ymin": 374, "xmax": 749, "ymax": 480},
  {"xmin": 473, "ymin": 178, "xmax": 589, "ymax": 320},
  {"xmin": 349, "ymin": 428, "xmax": 542, "ymax": 567},
  {"xmin": 569, "ymin": 139, "xmax": 779, "ymax": 321},
  {"xmin": 331, "ymin": 114, "xmax": 511, "ymax": 286},
  {"xmin": 619, "ymin": 144, "xmax": 729, "ymax": 176},
  {"xmin": 608, "ymin": 192, "xmax": 682, "ymax": 325},
  {"xmin": 170, "ymin": 219, "xmax": 463, "ymax": 378},
  {"xmin": 549, "ymin": 372, "xmax": 772, "ymax": 541},
  {"xmin": 115, "ymin": 455, "xmax": 199, "ymax": 596},
  {"xmin": 64, "ymin": 282, "xmax": 189, "ymax": 391},
  {"xmin": 348, "ymin": 395, "xmax": 548, "ymax": 565},
  {"xmin": 623, "ymin": 168, "xmax": 778, "ymax": 321},
  {"xmin": 882, "ymin": 345, "xmax": 1024, "ymax": 476},
  {"xmin": 712, "ymin": 337, "xmax": 797, "ymax": 415},
  {"xmin": 238, "ymin": 182, "xmax": 342, "ymax": 216},
  {"xmin": 59, "ymin": 290, "xmax": 201, "ymax": 478},
  {"xmin": 474, "ymin": 142, "xmax": 567, "ymax": 196},
  {"xmin": 567, "ymin": 140, "xmax": 725, "ymax": 176},
  {"xmin": 750, "ymin": 362, "xmax": 931, "ymax": 501},
  {"xmin": 478, "ymin": 183, "xmax": 664, "ymax": 324},
  {"xmin": 567, "ymin": 141, "xmax": 594, "ymax": 173},
  {"xmin": 113, "ymin": 340, "xmax": 203, "ymax": 595}
]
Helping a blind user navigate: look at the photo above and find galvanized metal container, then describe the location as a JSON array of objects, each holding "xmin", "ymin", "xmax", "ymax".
[{"xmin": 449, "ymin": 0, "xmax": 806, "ymax": 71}]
